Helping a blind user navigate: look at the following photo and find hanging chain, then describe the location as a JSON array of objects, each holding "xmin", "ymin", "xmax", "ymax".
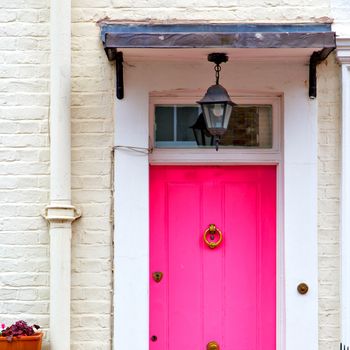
[{"xmin": 214, "ymin": 63, "xmax": 221, "ymax": 84}]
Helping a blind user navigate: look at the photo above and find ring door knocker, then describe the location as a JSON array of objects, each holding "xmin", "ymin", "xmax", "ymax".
[{"xmin": 203, "ymin": 224, "xmax": 223, "ymax": 249}]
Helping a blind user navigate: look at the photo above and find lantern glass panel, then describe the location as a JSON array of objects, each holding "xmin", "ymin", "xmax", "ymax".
[
  {"xmin": 223, "ymin": 104, "xmax": 232, "ymax": 129},
  {"xmin": 202, "ymin": 103, "xmax": 226, "ymax": 129},
  {"xmin": 192, "ymin": 128, "xmax": 214, "ymax": 146}
]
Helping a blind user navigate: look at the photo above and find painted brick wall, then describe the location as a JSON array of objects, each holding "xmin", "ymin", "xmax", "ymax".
[
  {"xmin": 331, "ymin": 0, "xmax": 350, "ymax": 36},
  {"xmin": 0, "ymin": 1, "xmax": 115, "ymax": 349},
  {"xmin": 70, "ymin": 40, "xmax": 114, "ymax": 348},
  {"xmin": 0, "ymin": 0, "xmax": 51, "ymax": 348},
  {"xmin": 317, "ymin": 53, "xmax": 341, "ymax": 350},
  {"xmin": 72, "ymin": 0, "xmax": 330, "ymax": 23},
  {"xmin": 71, "ymin": 1, "xmax": 115, "ymax": 349}
]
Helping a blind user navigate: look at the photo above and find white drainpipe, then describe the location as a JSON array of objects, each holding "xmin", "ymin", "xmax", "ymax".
[{"xmin": 42, "ymin": 0, "xmax": 80, "ymax": 348}]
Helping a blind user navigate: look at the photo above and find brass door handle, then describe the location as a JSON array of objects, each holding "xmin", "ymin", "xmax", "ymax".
[{"xmin": 207, "ymin": 341, "xmax": 220, "ymax": 350}]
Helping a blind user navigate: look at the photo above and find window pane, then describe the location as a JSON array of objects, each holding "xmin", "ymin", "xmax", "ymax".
[
  {"xmin": 221, "ymin": 106, "xmax": 272, "ymax": 148},
  {"xmin": 154, "ymin": 104, "xmax": 273, "ymax": 149},
  {"xmin": 155, "ymin": 106, "xmax": 174, "ymax": 141},
  {"xmin": 257, "ymin": 106, "xmax": 273, "ymax": 148},
  {"xmin": 176, "ymin": 107, "xmax": 198, "ymax": 142}
]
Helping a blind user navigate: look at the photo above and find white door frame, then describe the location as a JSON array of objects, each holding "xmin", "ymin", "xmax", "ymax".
[{"xmin": 113, "ymin": 60, "xmax": 318, "ymax": 350}]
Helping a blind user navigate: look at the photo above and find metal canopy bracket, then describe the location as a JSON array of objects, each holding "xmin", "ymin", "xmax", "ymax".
[
  {"xmin": 100, "ymin": 23, "xmax": 336, "ymax": 100},
  {"xmin": 309, "ymin": 47, "xmax": 335, "ymax": 99},
  {"xmin": 115, "ymin": 52, "xmax": 124, "ymax": 100},
  {"xmin": 105, "ymin": 48, "xmax": 124, "ymax": 100}
]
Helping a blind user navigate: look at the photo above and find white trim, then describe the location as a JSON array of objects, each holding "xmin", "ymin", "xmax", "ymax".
[
  {"xmin": 337, "ymin": 38, "xmax": 350, "ymax": 64},
  {"xmin": 337, "ymin": 42, "xmax": 350, "ymax": 344},
  {"xmin": 113, "ymin": 60, "xmax": 318, "ymax": 350},
  {"xmin": 150, "ymin": 151, "xmax": 281, "ymax": 164},
  {"xmin": 341, "ymin": 63, "xmax": 350, "ymax": 346},
  {"xmin": 337, "ymin": 39, "xmax": 350, "ymax": 346},
  {"xmin": 276, "ymin": 162, "xmax": 285, "ymax": 350}
]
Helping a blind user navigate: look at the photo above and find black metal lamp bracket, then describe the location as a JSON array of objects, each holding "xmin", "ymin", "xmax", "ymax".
[{"xmin": 309, "ymin": 47, "xmax": 334, "ymax": 99}]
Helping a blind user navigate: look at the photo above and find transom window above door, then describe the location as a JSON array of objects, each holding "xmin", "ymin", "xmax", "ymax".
[{"xmin": 154, "ymin": 104, "xmax": 273, "ymax": 149}]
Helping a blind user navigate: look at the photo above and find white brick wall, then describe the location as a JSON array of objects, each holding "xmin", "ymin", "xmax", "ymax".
[
  {"xmin": 332, "ymin": 0, "xmax": 350, "ymax": 36},
  {"xmin": 0, "ymin": 0, "xmax": 115, "ymax": 348},
  {"xmin": 317, "ymin": 53, "xmax": 341, "ymax": 350},
  {"xmin": 0, "ymin": 0, "xmax": 51, "ymax": 348},
  {"xmin": 72, "ymin": 0, "xmax": 331, "ymax": 23}
]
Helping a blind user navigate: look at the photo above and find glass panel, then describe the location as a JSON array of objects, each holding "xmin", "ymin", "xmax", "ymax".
[
  {"xmin": 155, "ymin": 106, "xmax": 174, "ymax": 142},
  {"xmin": 154, "ymin": 104, "xmax": 273, "ymax": 149},
  {"xmin": 223, "ymin": 104, "xmax": 232, "ymax": 129},
  {"xmin": 221, "ymin": 106, "xmax": 272, "ymax": 148},
  {"xmin": 257, "ymin": 106, "xmax": 273, "ymax": 148},
  {"xmin": 203, "ymin": 103, "xmax": 225, "ymax": 129},
  {"xmin": 176, "ymin": 107, "xmax": 198, "ymax": 142}
]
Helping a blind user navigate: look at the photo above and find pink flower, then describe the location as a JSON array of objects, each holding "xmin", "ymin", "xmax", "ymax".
[{"xmin": 1, "ymin": 324, "xmax": 5, "ymax": 329}]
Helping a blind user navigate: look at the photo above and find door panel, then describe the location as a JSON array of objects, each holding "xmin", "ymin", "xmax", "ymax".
[{"xmin": 150, "ymin": 166, "xmax": 276, "ymax": 350}]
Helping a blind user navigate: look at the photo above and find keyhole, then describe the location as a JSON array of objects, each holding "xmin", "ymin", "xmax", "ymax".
[
  {"xmin": 151, "ymin": 335, "xmax": 157, "ymax": 342},
  {"xmin": 210, "ymin": 234, "xmax": 215, "ymax": 240}
]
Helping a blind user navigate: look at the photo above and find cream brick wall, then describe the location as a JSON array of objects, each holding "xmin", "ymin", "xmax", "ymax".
[
  {"xmin": 317, "ymin": 53, "xmax": 341, "ymax": 350},
  {"xmin": 71, "ymin": 24, "xmax": 114, "ymax": 348},
  {"xmin": 0, "ymin": 1, "xmax": 51, "ymax": 349},
  {"xmin": 0, "ymin": 0, "xmax": 344, "ymax": 349}
]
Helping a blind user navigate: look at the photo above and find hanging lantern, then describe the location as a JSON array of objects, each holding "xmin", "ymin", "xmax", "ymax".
[{"xmin": 197, "ymin": 53, "xmax": 236, "ymax": 150}]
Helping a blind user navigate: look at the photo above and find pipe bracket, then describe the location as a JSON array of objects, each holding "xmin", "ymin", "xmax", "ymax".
[{"xmin": 42, "ymin": 205, "xmax": 82, "ymax": 223}]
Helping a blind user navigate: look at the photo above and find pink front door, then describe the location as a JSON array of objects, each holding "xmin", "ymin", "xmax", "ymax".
[{"xmin": 150, "ymin": 165, "xmax": 276, "ymax": 350}]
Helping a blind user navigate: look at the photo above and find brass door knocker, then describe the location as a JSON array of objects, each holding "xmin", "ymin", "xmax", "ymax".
[
  {"xmin": 203, "ymin": 224, "xmax": 223, "ymax": 249},
  {"xmin": 207, "ymin": 341, "xmax": 220, "ymax": 350}
]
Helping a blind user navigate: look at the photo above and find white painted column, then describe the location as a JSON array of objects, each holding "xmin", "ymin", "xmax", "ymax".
[
  {"xmin": 43, "ymin": 0, "xmax": 80, "ymax": 348},
  {"xmin": 337, "ymin": 38, "xmax": 350, "ymax": 347}
]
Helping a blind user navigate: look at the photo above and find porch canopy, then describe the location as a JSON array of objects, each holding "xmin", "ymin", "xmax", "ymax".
[{"xmin": 100, "ymin": 23, "xmax": 336, "ymax": 98}]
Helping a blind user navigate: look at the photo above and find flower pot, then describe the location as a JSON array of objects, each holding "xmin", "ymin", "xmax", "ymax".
[{"xmin": 0, "ymin": 333, "xmax": 42, "ymax": 350}]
